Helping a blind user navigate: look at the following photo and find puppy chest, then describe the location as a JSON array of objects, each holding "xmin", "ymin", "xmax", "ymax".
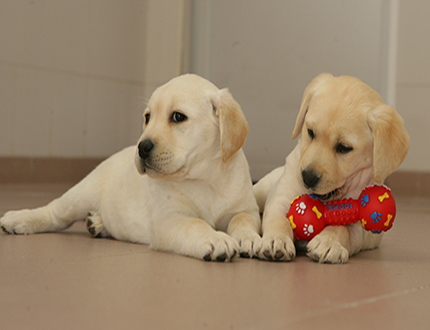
[{"xmin": 178, "ymin": 193, "xmax": 238, "ymax": 230}]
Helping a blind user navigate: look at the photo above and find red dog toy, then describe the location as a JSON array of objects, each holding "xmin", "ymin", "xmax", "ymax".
[{"xmin": 287, "ymin": 185, "xmax": 396, "ymax": 241}]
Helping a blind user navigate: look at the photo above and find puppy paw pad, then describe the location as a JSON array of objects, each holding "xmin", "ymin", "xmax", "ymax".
[
  {"xmin": 216, "ymin": 253, "xmax": 228, "ymax": 262},
  {"xmin": 274, "ymin": 250, "xmax": 285, "ymax": 260},
  {"xmin": 240, "ymin": 252, "xmax": 250, "ymax": 258}
]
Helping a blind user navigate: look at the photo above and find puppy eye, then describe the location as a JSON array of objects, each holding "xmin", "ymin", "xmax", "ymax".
[
  {"xmin": 307, "ymin": 128, "xmax": 315, "ymax": 140},
  {"xmin": 144, "ymin": 113, "xmax": 150, "ymax": 125},
  {"xmin": 171, "ymin": 111, "xmax": 187, "ymax": 123},
  {"xmin": 336, "ymin": 143, "xmax": 353, "ymax": 154}
]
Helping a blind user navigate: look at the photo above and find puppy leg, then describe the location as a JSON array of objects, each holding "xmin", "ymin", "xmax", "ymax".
[
  {"xmin": 307, "ymin": 223, "xmax": 383, "ymax": 264},
  {"xmin": 259, "ymin": 213, "xmax": 296, "ymax": 261},
  {"xmin": 1, "ymin": 206, "xmax": 71, "ymax": 235},
  {"xmin": 257, "ymin": 170, "xmax": 297, "ymax": 261},
  {"xmin": 86, "ymin": 212, "xmax": 112, "ymax": 239},
  {"xmin": 253, "ymin": 166, "xmax": 284, "ymax": 213},
  {"xmin": 150, "ymin": 217, "xmax": 239, "ymax": 262},
  {"xmin": 256, "ymin": 148, "xmax": 304, "ymax": 261},
  {"xmin": 362, "ymin": 231, "xmax": 383, "ymax": 251},
  {"xmin": 0, "ymin": 192, "xmax": 86, "ymax": 235},
  {"xmin": 1, "ymin": 165, "xmax": 102, "ymax": 235},
  {"xmin": 307, "ymin": 226, "xmax": 350, "ymax": 264},
  {"xmin": 227, "ymin": 212, "xmax": 262, "ymax": 258}
]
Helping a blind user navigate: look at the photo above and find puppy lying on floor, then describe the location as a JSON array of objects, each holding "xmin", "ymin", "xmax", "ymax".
[
  {"xmin": 254, "ymin": 73, "xmax": 409, "ymax": 263},
  {"xmin": 1, "ymin": 74, "xmax": 262, "ymax": 262}
]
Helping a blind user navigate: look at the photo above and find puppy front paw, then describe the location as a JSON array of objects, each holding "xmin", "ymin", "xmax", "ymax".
[
  {"xmin": 230, "ymin": 230, "xmax": 262, "ymax": 258},
  {"xmin": 258, "ymin": 234, "xmax": 295, "ymax": 261},
  {"xmin": 307, "ymin": 235, "xmax": 349, "ymax": 264},
  {"xmin": 202, "ymin": 232, "xmax": 239, "ymax": 262}
]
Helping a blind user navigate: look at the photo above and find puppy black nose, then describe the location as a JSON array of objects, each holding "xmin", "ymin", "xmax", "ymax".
[
  {"xmin": 138, "ymin": 139, "xmax": 154, "ymax": 159},
  {"xmin": 302, "ymin": 169, "xmax": 320, "ymax": 189}
]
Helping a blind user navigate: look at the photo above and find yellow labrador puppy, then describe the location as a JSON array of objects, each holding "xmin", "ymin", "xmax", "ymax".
[
  {"xmin": 1, "ymin": 74, "xmax": 261, "ymax": 262},
  {"xmin": 254, "ymin": 73, "xmax": 409, "ymax": 263}
]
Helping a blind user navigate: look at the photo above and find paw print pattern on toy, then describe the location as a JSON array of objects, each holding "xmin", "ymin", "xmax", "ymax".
[
  {"xmin": 361, "ymin": 194, "xmax": 370, "ymax": 207},
  {"xmin": 370, "ymin": 211, "xmax": 382, "ymax": 223},
  {"xmin": 295, "ymin": 202, "xmax": 307, "ymax": 215},
  {"xmin": 303, "ymin": 224, "xmax": 314, "ymax": 237}
]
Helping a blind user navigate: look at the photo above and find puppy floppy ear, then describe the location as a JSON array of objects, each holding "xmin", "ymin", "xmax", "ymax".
[
  {"xmin": 368, "ymin": 104, "xmax": 410, "ymax": 183},
  {"xmin": 212, "ymin": 88, "xmax": 249, "ymax": 162},
  {"xmin": 292, "ymin": 73, "xmax": 334, "ymax": 139}
]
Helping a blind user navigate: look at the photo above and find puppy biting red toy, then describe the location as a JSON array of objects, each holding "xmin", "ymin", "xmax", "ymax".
[{"xmin": 287, "ymin": 185, "xmax": 396, "ymax": 241}]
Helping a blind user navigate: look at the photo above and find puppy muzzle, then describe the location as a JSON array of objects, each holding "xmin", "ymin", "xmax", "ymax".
[{"xmin": 301, "ymin": 168, "xmax": 343, "ymax": 201}]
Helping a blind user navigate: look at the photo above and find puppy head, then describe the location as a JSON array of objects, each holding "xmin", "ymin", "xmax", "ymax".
[
  {"xmin": 135, "ymin": 74, "xmax": 249, "ymax": 179},
  {"xmin": 293, "ymin": 73, "xmax": 409, "ymax": 200}
]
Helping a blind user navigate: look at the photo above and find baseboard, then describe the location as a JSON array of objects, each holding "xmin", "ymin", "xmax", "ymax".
[
  {"xmin": 0, "ymin": 157, "xmax": 105, "ymax": 184},
  {"xmin": 0, "ymin": 157, "xmax": 428, "ymax": 197}
]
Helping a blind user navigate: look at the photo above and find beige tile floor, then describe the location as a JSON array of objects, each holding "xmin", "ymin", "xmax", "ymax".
[{"xmin": 0, "ymin": 183, "xmax": 429, "ymax": 330}]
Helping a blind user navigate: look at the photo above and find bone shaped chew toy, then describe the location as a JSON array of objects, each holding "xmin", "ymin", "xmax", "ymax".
[{"xmin": 286, "ymin": 185, "xmax": 396, "ymax": 241}]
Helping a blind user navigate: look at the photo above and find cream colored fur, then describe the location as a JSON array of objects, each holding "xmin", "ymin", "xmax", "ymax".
[
  {"xmin": 254, "ymin": 73, "xmax": 409, "ymax": 263},
  {"xmin": 1, "ymin": 74, "xmax": 261, "ymax": 262}
]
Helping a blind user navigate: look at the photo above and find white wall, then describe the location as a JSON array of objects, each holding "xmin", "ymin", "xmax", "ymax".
[
  {"xmin": 0, "ymin": 0, "xmax": 184, "ymax": 158},
  {"xmin": 190, "ymin": 0, "xmax": 398, "ymax": 180},
  {"xmin": 396, "ymin": 0, "xmax": 430, "ymax": 172},
  {"xmin": 1, "ymin": 0, "xmax": 428, "ymax": 178}
]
